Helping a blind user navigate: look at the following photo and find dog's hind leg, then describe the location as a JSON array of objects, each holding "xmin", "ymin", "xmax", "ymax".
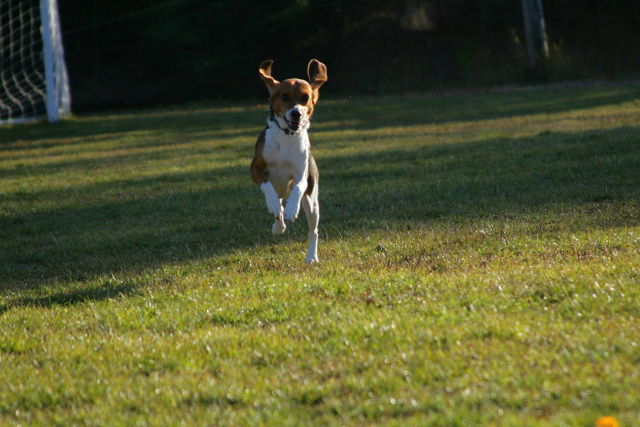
[{"xmin": 302, "ymin": 190, "xmax": 319, "ymax": 263}]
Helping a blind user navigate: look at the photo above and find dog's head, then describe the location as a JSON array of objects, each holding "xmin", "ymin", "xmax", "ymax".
[{"xmin": 259, "ymin": 59, "xmax": 327, "ymax": 133}]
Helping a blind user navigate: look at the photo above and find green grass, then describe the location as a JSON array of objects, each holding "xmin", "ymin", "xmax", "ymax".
[{"xmin": 1, "ymin": 82, "xmax": 639, "ymax": 426}]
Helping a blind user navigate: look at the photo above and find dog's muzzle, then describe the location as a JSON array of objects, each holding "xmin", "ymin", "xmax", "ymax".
[
  {"xmin": 286, "ymin": 108, "xmax": 306, "ymax": 131},
  {"xmin": 285, "ymin": 117, "xmax": 305, "ymax": 131}
]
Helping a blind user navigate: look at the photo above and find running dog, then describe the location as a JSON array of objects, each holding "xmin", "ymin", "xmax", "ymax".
[{"xmin": 250, "ymin": 59, "xmax": 327, "ymax": 263}]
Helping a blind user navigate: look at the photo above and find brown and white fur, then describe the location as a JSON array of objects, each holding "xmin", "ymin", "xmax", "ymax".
[{"xmin": 250, "ymin": 59, "xmax": 327, "ymax": 263}]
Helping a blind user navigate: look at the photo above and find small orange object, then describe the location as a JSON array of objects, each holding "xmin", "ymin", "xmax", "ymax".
[{"xmin": 595, "ymin": 416, "xmax": 619, "ymax": 427}]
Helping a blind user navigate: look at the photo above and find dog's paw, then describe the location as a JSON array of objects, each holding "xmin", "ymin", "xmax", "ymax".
[
  {"xmin": 284, "ymin": 202, "xmax": 300, "ymax": 222},
  {"xmin": 267, "ymin": 200, "xmax": 283, "ymax": 219},
  {"xmin": 272, "ymin": 219, "xmax": 286, "ymax": 235},
  {"xmin": 305, "ymin": 256, "xmax": 319, "ymax": 264}
]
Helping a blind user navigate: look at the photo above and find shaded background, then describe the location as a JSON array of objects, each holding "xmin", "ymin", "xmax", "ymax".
[{"xmin": 58, "ymin": 0, "xmax": 640, "ymax": 111}]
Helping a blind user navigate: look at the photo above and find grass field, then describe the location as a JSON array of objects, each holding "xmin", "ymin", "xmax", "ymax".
[{"xmin": 1, "ymin": 82, "xmax": 639, "ymax": 426}]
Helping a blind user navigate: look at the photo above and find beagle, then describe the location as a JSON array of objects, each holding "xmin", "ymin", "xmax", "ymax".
[{"xmin": 250, "ymin": 59, "xmax": 327, "ymax": 263}]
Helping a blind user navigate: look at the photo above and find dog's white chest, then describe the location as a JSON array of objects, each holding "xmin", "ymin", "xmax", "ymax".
[{"xmin": 263, "ymin": 127, "xmax": 309, "ymax": 198}]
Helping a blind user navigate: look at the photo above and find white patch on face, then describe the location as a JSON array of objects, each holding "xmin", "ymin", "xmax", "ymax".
[
  {"xmin": 283, "ymin": 105, "xmax": 309, "ymax": 132},
  {"xmin": 286, "ymin": 105, "xmax": 306, "ymax": 121}
]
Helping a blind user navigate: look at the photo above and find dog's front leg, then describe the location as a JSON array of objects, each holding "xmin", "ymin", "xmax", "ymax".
[
  {"xmin": 261, "ymin": 182, "xmax": 283, "ymax": 219},
  {"xmin": 284, "ymin": 175, "xmax": 307, "ymax": 222}
]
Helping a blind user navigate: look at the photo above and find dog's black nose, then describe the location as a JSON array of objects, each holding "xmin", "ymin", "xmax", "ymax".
[{"xmin": 289, "ymin": 110, "xmax": 301, "ymax": 121}]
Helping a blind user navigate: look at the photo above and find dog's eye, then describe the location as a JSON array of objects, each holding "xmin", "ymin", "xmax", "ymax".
[
  {"xmin": 301, "ymin": 95, "xmax": 310, "ymax": 103},
  {"xmin": 280, "ymin": 94, "xmax": 290, "ymax": 101}
]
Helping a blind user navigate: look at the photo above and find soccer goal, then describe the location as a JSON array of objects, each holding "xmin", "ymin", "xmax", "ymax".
[{"xmin": 0, "ymin": 0, "xmax": 70, "ymax": 124}]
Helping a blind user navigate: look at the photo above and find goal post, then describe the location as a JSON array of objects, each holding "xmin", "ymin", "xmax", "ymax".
[{"xmin": 0, "ymin": 0, "xmax": 71, "ymax": 125}]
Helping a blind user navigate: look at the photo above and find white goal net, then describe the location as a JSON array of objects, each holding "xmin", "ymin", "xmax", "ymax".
[{"xmin": 0, "ymin": 0, "xmax": 70, "ymax": 124}]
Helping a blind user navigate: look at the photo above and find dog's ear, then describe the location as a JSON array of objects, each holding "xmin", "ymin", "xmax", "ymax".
[
  {"xmin": 307, "ymin": 59, "xmax": 327, "ymax": 91},
  {"xmin": 259, "ymin": 60, "xmax": 279, "ymax": 95},
  {"xmin": 307, "ymin": 59, "xmax": 327, "ymax": 103}
]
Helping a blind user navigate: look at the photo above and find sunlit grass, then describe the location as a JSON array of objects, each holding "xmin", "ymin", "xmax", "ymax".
[{"xmin": 1, "ymin": 83, "xmax": 639, "ymax": 425}]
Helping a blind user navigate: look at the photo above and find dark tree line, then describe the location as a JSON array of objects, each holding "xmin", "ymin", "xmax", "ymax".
[{"xmin": 58, "ymin": 0, "xmax": 640, "ymax": 111}]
